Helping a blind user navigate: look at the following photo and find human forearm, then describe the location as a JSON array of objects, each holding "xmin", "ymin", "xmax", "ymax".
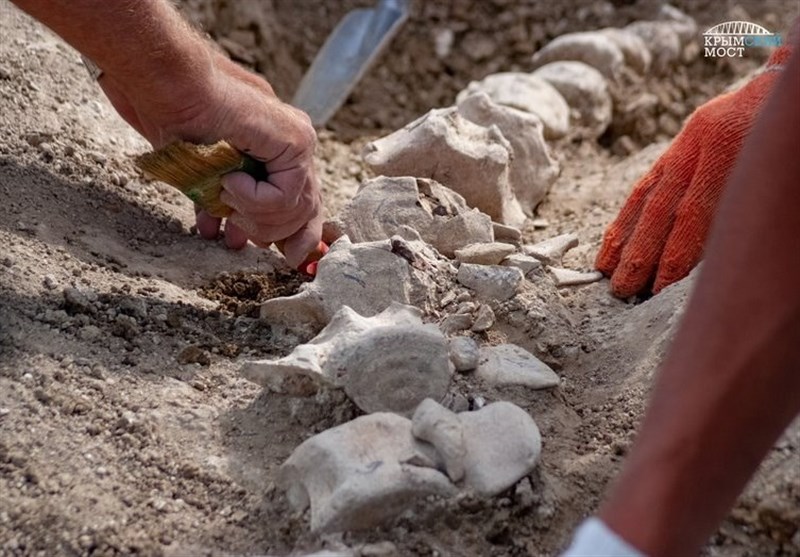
[
  {"xmin": 11, "ymin": 0, "xmax": 213, "ymax": 112},
  {"xmin": 599, "ymin": 50, "xmax": 800, "ymax": 556}
]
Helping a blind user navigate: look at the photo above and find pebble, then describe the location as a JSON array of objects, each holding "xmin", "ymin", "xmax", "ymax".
[
  {"xmin": 471, "ymin": 304, "xmax": 496, "ymax": 332},
  {"xmin": 454, "ymin": 242, "xmax": 516, "ymax": 265},
  {"xmin": 457, "ymin": 263, "xmax": 523, "ymax": 301},
  {"xmin": 523, "ymin": 233, "xmax": 579, "ymax": 265},
  {"xmin": 501, "ymin": 254, "xmax": 542, "ymax": 277},
  {"xmin": 441, "ymin": 313, "xmax": 473, "ymax": 335},
  {"xmin": 440, "ymin": 290, "xmax": 457, "ymax": 308},
  {"xmin": 548, "ymin": 267, "xmax": 604, "ymax": 287},
  {"xmin": 475, "ymin": 344, "xmax": 560, "ymax": 389},
  {"xmin": 63, "ymin": 287, "xmax": 97, "ymax": 315},
  {"xmin": 360, "ymin": 542, "xmax": 398, "ymax": 557},
  {"xmin": 449, "ymin": 337, "xmax": 480, "ymax": 372},
  {"xmin": 492, "ymin": 222, "xmax": 522, "ymax": 245},
  {"xmin": 78, "ymin": 325, "xmax": 102, "ymax": 342},
  {"xmin": 177, "ymin": 345, "xmax": 211, "ymax": 366},
  {"xmin": 42, "ymin": 274, "xmax": 58, "ymax": 290}
]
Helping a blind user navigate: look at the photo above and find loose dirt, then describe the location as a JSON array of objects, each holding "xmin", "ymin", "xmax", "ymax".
[{"xmin": 1, "ymin": 1, "xmax": 799, "ymax": 556}]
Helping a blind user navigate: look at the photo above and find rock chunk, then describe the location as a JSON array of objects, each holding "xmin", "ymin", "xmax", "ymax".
[
  {"xmin": 625, "ymin": 21, "xmax": 681, "ymax": 74},
  {"xmin": 456, "ymin": 73, "xmax": 569, "ymax": 139},
  {"xmin": 471, "ymin": 304, "xmax": 496, "ymax": 333},
  {"xmin": 599, "ymin": 28, "xmax": 651, "ymax": 75},
  {"xmin": 531, "ymin": 31, "xmax": 625, "ymax": 80},
  {"xmin": 548, "ymin": 267, "xmax": 604, "ymax": 287},
  {"xmin": 449, "ymin": 337, "xmax": 480, "ymax": 371},
  {"xmin": 457, "ymin": 264, "xmax": 523, "ymax": 302},
  {"xmin": 501, "ymin": 254, "xmax": 542, "ymax": 277},
  {"xmin": 533, "ymin": 61, "xmax": 612, "ymax": 138},
  {"xmin": 523, "ymin": 233, "xmax": 579, "ymax": 266},
  {"xmin": 457, "ymin": 92, "xmax": 560, "ymax": 213},
  {"xmin": 475, "ymin": 344, "xmax": 560, "ymax": 389},
  {"xmin": 363, "ymin": 108, "xmax": 526, "ymax": 227},
  {"xmin": 454, "ymin": 242, "xmax": 516, "ymax": 265}
]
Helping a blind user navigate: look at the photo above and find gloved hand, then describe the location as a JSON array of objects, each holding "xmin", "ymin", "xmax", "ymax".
[
  {"xmin": 596, "ymin": 46, "xmax": 791, "ymax": 298},
  {"xmin": 561, "ymin": 518, "xmax": 644, "ymax": 557}
]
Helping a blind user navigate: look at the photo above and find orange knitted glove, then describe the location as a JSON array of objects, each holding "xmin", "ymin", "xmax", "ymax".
[{"xmin": 596, "ymin": 46, "xmax": 792, "ymax": 298}]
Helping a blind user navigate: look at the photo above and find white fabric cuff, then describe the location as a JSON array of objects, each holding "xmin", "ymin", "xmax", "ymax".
[{"xmin": 561, "ymin": 518, "xmax": 645, "ymax": 557}]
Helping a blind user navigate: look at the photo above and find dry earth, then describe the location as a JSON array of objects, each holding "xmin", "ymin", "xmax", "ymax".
[{"xmin": 1, "ymin": 1, "xmax": 799, "ymax": 557}]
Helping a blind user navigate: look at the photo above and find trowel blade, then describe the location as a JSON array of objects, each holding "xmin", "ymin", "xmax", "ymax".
[{"xmin": 292, "ymin": 1, "xmax": 409, "ymax": 128}]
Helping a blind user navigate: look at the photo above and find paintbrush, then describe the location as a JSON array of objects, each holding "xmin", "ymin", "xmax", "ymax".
[{"xmin": 135, "ymin": 140, "xmax": 327, "ymax": 274}]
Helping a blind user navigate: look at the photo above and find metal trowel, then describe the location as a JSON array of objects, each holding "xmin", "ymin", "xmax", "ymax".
[{"xmin": 292, "ymin": 0, "xmax": 410, "ymax": 128}]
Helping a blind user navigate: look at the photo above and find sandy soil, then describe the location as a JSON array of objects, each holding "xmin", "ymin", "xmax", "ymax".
[{"xmin": 1, "ymin": 1, "xmax": 799, "ymax": 556}]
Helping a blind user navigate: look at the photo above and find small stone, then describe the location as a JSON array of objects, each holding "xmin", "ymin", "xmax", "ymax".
[
  {"xmin": 514, "ymin": 478, "xmax": 536, "ymax": 509},
  {"xmin": 177, "ymin": 345, "xmax": 211, "ymax": 366},
  {"xmin": 475, "ymin": 344, "xmax": 560, "ymax": 389},
  {"xmin": 457, "ymin": 264, "xmax": 522, "ymax": 301},
  {"xmin": 531, "ymin": 31, "xmax": 625, "ymax": 80},
  {"xmin": 523, "ymin": 233, "xmax": 579, "ymax": 266},
  {"xmin": 63, "ymin": 287, "xmax": 97, "ymax": 315},
  {"xmin": 454, "ymin": 302, "xmax": 477, "ymax": 315},
  {"xmin": 42, "ymin": 274, "xmax": 58, "ymax": 290},
  {"xmin": 532, "ymin": 61, "xmax": 612, "ymax": 138},
  {"xmin": 78, "ymin": 325, "xmax": 102, "ymax": 342},
  {"xmin": 360, "ymin": 542, "xmax": 398, "ymax": 557},
  {"xmin": 449, "ymin": 337, "xmax": 480, "ymax": 372},
  {"xmin": 440, "ymin": 313, "xmax": 473, "ymax": 335},
  {"xmin": 471, "ymin": 305, "xmax": 495, "ymax": 332},
  {"xmin": 118, "ymin": 297, "xmax": 147, "ymax": 319},
  {"xmin": 454, "ymin": 242, "xmax": 516, "ymax": 265},
  {"xmin": 89, "ymin": 152, "xmax": 107, "ymax": 165},
  {"xmin": 548, "ymin": 267, "xmax": 604, "ymax": 287},
  {"xmin": 492, "ymin": 222, "xmax": 522, "ymax": 246},
  {"xmin": 440, "ymin": 291, "xmax": 457, "ymax": 308},
  {"xmin": 532, "ymin": 218, "xmax": 549, "ymax": 229},
  {"xmin": 456, "ymin": 73, "xmax": 570, "ymax": 139},
  {"xmin": 501, "ymin": 254, "xmax": 542, "ymax": 277}
]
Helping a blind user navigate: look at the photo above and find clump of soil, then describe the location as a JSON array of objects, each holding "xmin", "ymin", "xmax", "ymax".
[{"xmin": 200, "ymin": 269, "xmax": 310, "ymax": 317}]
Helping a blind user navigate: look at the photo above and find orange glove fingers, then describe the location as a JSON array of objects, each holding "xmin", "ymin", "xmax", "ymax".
[
  {"xmin": 652, "ymin": 172, "xmax": 723, "ymax": 292},
  {"xmin": 595, "ymin": 163, "xmax": 666, "ymax": 275},
  {"xmin": 609, "ymin": 145, "xmax": 701, "ymax": 297}
]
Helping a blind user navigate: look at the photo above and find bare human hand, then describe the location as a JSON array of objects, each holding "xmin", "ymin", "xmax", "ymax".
[{"xmin": 98, "ymin": 45, "xmax": 323, "ymax": 268}]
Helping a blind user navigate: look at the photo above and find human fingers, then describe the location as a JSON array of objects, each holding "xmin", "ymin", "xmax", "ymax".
[
  {"xmin": 221, "ymin": 169, "xmax": 308, "ymax": 216},
  {"xmin": 223, "ymin": 219, "xmax": 249, "ymax": 250},
  {"xmin": 195, "ymin": 210, "xmax": 222, "ymax": 240},
  {"xmin": 609, "ymin": 143, "xmax": 702, "ymax": 297}
]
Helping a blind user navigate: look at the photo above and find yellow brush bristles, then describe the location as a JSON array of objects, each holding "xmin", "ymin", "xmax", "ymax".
[{"xmin": 135, "ymin": 140, "xmax": 247, "ymax": 218}]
